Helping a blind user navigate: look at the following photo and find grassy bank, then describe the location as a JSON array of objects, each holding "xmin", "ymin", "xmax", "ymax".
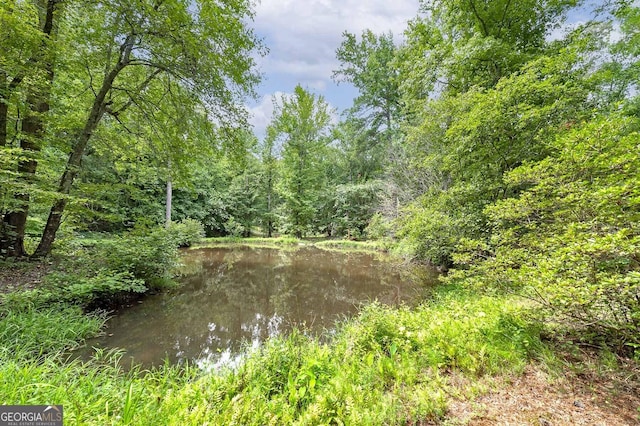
[
  {"xmin": 194, "ymin": 236, "xmax": 303, "ymax": 250},
  {"xmin": 195, "ymin": 236, "xmax": 390, "ymax": 254},
  {"xmin": 1, "ymin": 284, "xmax": 545, "ymax": 424},
  {"xmin": 1, "ymin": 233, "xmax": 638, "ymax": 424}
]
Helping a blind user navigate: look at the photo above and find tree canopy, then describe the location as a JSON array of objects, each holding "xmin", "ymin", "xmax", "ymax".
[{"xmin": 0, "ymin": 0, "xmax": 264, "ymax": 257}]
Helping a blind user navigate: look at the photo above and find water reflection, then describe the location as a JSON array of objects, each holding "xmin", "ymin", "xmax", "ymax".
[{"xmin": 80, "ymin": 246, "xmax": 437, "ymax": 368}]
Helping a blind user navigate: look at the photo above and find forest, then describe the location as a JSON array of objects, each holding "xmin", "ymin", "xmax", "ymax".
[{"xmin": 1, "ymin": 0, "xmax": 639, "ymax": 424}]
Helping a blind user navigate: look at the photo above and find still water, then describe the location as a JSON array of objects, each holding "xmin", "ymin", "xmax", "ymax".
[{"xmin": 80, "ymin": 246, "xmax": 437, "ymax": 369}]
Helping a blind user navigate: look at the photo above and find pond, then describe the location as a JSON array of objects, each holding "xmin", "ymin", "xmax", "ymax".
[{"xmin": 79, "ymin": 246, "xmax": 438, "ymax": 369}]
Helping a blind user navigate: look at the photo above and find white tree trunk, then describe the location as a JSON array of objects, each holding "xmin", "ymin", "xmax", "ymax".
[{"xmin": 165, "ymin": 174, "xmax": 172, "ymax": 228}]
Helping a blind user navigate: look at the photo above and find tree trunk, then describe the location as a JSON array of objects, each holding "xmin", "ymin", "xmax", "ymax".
[
  {"xmin": 0, "ymin": 0, "xmax": 58, "ymax": 258},
  {"xmin": 267, "ymin": 189, "xmax": 273, "ymax": 238},
  {"xmin": 33, "ymin": 110, "xmax": 102, "ymax": 257},
  {"xmin": 3, "ymin": 97, "xmax": 51, "ymax": 257},
  {"xmin": 0, "ymin": 72, "xmax": 8, "ymax": 256},
  {"xmin": 165, "ymin": 174, "xmax": 172, "ymax": 228},
  {"xmin": 0, "ymin": 71, "xmax": 7, "ymax": 148},
  {"xmin": 33, "ymin": 35, "xmax": 134, "ymax": 258}
]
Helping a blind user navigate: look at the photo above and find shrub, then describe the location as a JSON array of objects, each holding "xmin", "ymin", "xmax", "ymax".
[
  {"xmin": 10, "ymin": 226, "xmax": 187, "ymax": 309},
  {"xmin": 167, "ymin": 219, "xmax": 205, "ymax": 248},
  {"xmin": 90, "ymin": 228, "xmax": 178, "ymax": 288},
  {"xmin": 451, "ymin": 114, "xmax": 640, "ymax": 356}
]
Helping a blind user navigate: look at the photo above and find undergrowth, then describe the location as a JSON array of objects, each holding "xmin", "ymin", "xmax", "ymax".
[
  {"xmin": 1, "ymin": 222, "xmax": 203, "ymax": 311},
  {"xmin": 0, "ymin": 285, "xmax": 547, "ymax": 424}
]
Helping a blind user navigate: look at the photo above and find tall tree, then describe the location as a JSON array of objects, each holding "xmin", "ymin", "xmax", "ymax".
[
  {"xmin": 333, "ymin": 30, "xmax": 401, "ymax": 147},
  {"xmin": 0, "ymin": 0, "xmax": 61, "ymax": 257},
  {"xmin": 388, "ymin": 0, "xmax": 594, "ymax": 264},
  {"xmin": 266, "ymin": 86, "xmax": 333, "ymax": 238},
  {"xmin": 259, "ymin": 128, "xmax": 279, "ymax": 237},
  {"xmin": 0, "ymin": 0, "xmax": 265, "ymax": 258},
  {"xmin": 397, "ymin": 0, "xmax": 579, "ymax": 102}
]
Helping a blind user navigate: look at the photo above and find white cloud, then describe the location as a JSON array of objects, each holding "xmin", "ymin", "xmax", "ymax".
[
  {"xmin": 253, "ymin": 0, "xmax": 418, "ymax": 87},
  {"xmin": 247, "ymin": 2, "xmax": 417, "ymax": 139},
  {"xmin": 247, "ymin": 93, "xmax": 279, "ymax": 140}
]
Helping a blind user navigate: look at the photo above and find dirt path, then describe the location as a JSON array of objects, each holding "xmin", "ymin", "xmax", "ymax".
[{"xmin": 446, "ymin": 361, "xmax": 640, "ymax": 425}]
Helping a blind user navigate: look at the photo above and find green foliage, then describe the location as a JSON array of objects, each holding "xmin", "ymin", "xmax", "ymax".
[
  {"xmin": 0, "ymin": 306, "xmax": 104, "ymax": 358},
  {"xmin": 83, "ymin": 230, "xmax": 179, "ymax": 289},
  {"xmin": 42, "ymin": 270, "xmax": 147, "ymax": 307},
  {"xmin": 397, "ymin": 198, "xmax": 464, "ymax": 265},
  {"xmin": 333, "ymin": 30, "xmax": 402, "ymax": 150},
  {"xmin": 316, "ymin": 181, "xmax": 382, "ymax": 239},
  {"xmin": 451, "ymin": 114, "xmax": 640, "ymax": 355},
  {"xmin": 396, "ymin": 39, "xmax": 593, "ymax": 265},
  {"xmin": 267, "ymin": 85, "xmax": 333, "ymax": 238},
  {"xmin": 0, "ymin": 0, "xmax": 265, "ymax": 257},
  {"xmin": 167, "ymin": 219, "xmax": 205, "ymax": 248},
  {"xmin": 364, "ymin": 212, "xmax": 392, "ymax": 240},
  {"xmin": 3, "ymin": 226, "xmax": 188, "ymax": 310},
  {"xmin": 403, "ymin": 0, "xmax": 578, "ymax": 97},
  {"xmin": 0, "ymin": 286, "xmax": 543, "ymax": 424}
]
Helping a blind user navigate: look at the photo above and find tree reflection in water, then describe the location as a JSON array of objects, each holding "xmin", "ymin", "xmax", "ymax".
[{"xmin": 82, "ymin": 246, "xmax": 437, "ymax": 368}]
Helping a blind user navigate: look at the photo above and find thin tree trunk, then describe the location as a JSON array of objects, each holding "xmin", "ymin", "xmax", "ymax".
[
  {"xmin": 33, "ymin": 36, "xmax": 134, "ymax": 258},
  {"xmin": 0, "ymin": 71, "xmax": 7, "ymax": 148},
  {"xmin": 267, "ymin": 187, "xmax": 272, "ymax": 237},
  {"xmin": 0, "ymin": 72, "xmax": 8, "ymax": 256},
  {"xmin": 165, "ymin": 174, "xmax": 172, "ymax": 228}
]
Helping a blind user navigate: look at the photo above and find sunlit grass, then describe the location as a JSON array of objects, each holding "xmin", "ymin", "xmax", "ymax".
[
  {"xmin": 313, "ymin": 239, "xmax": 389, "ymax": 253},
  {"xmin": 0, "ymin": 285, "xmax": 547, "ymax": 424},
  {"xmin": 195, "ymin": 236, "xmax": 303, "ymax": 249},
  {"xmin": 195, "ymin": 236, "xmax": 391, "ymax": 254}
]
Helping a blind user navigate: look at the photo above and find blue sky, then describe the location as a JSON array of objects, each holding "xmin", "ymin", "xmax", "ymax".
[
  {"xmin": 246, "ymin": 0, "xmax": 419, "ymax": 139},
  {"xmin": 246, "ymin": 0, "xmax": 607, "ymax": 140}
]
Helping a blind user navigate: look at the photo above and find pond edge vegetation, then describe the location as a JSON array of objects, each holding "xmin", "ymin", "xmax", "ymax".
[
  {"xmin": 1, "ymin": 227, "xmax": 639, "ymax": 424},
  {"xmin": 2, "ymin": 0, "xmax": 640, "ymax": 423}
]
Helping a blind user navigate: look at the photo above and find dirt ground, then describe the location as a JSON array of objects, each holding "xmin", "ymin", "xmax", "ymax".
[
  {"xmin": 445, "ymin": 359, "xmax": 640, "ymax": 425},
  {"xmin": 0, "ymin": 260, "xmax": 52, "ymax": 294}
]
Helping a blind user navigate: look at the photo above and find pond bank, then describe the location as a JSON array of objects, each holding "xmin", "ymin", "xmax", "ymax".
[
  {"xmin": 0, "ymin": 237, "xmax": 638, "ymax": 424},
  {"xmin": 193, "ymin": 236, "xmax": 391, "ymax": 253}
]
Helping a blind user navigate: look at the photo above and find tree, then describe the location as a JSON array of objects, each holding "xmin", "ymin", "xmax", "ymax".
[
  {"xmin": 0, "ymin": 0, "xmax": 264, "ymax": 258},
  {"xmin": 0, "ymin": 0, "xmax": 61, "ymax": 257},
  {"xmin": 607, "ymin": 3, "xmax": 640, "ymax": 112},
  {"xmin": 389, "ymin": 0, "xmax": 597, "ymax": 264},
  {"xmin": 333, "ymin": 30, "xmax": 402, "ymax": 147},
  {"xmin": 451, "ymin": 113, "xmax": 640, "ymax": 353},
  {"xmin": 258, "ymin": 129, "xmax": 280, "ymax": 237},
  {"xmin": 266, "ymin": 86, "xmax": 333, "ymax": 238},
  {"xmin": 397, "ymin": 0, "xmax": 578, "ymax": 101}
]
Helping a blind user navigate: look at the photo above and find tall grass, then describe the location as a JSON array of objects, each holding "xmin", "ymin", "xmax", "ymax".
[
  {"xmin": 0, "ymin": 286, "xmax": 545, "ymax": 424},
  {"xmin": 0, "ymin": 305, "xmax": 105, "ymax": 358}
]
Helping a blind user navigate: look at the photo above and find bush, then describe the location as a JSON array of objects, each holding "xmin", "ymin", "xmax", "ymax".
[
  {"xmin": 8, "ymin": 226, "xmax": 188, "ymax": 310},
  {"xmin": 451, "ymin": 114, "xmax": 640, "ymax": 356},
  {"xmin": 331, "ymin": 181, "xmax": 382, "ymax": 239},
  {"xmin": 90, "ymin": 228, "xmax": 178, "ymax": 288},
  {"xmin": 167, "ymin": 219, "xmax": 205, "ymax": 248},
  {"xmin": 364, "ymin": 212, "xmax": 391, "ymax": 240}
]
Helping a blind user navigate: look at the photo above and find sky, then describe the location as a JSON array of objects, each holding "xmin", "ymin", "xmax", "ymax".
[
  {"xmin": 246, "ymin": 0, "xmax": 420, "ymax": 139},
  {"xmin": 245, "ymin": 0, "xmax": 606, "ymax": 140}
]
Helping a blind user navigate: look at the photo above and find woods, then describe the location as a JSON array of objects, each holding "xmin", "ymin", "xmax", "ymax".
[
  {"xmin": 1, "ymin": 0, "xmax": 639, "ymax": 423},
  {"xmin": 2, "ymin": 0, "xmax": 639, "ymax": 346},
  {"xmin": 1, "ymin": 0, "xmax": 262, "ymax": 257}
]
